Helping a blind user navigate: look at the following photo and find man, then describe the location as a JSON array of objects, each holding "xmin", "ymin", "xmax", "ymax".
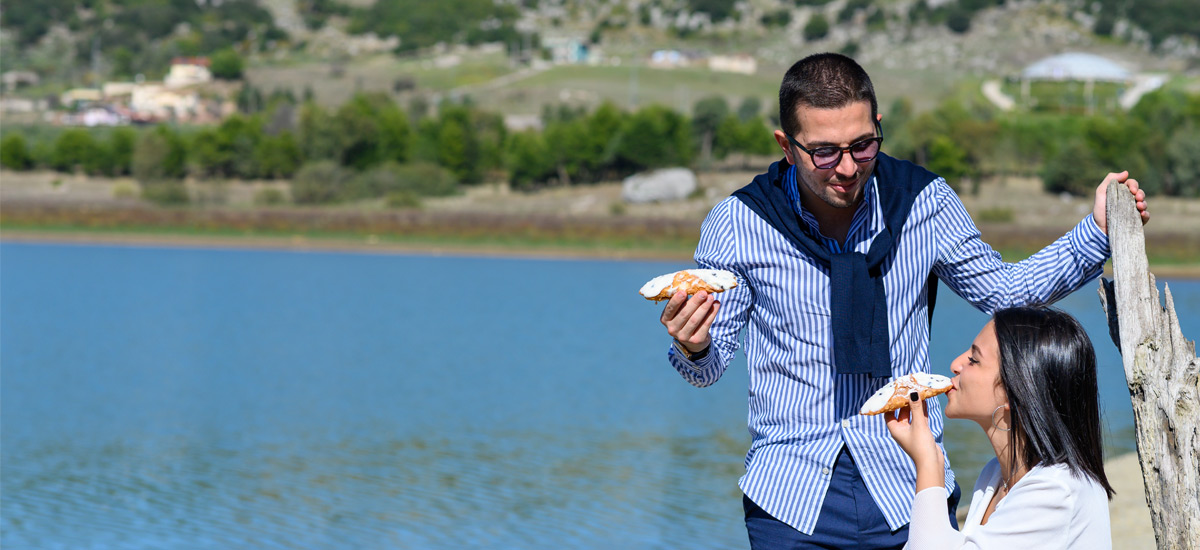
[{"xmin": 658, "ymin": 53, "xmax": 1149, "ymax": 549}]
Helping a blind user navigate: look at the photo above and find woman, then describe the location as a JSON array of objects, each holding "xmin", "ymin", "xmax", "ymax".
[{"xmin": 887, "ymin": 306, "xmax": 1114, "ymax": 549}]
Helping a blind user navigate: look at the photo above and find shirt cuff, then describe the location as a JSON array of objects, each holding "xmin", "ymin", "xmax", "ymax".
[
  {"xmin": 1072, "ymin": 214, "xmax": 1111, "ymax": 263},
  {"xmin": 669, "ymin": 342, "xmax": 717, "ymax": 372}
]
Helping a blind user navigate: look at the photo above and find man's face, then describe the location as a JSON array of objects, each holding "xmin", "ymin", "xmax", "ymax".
[{"xmin": 776, "ymin": 101, "xmax": 878, "ymax": 212}]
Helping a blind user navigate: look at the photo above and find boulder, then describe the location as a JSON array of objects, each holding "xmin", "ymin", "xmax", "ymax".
[{"xmin": 621, "ymin": 167, "xmax": 697, "ymax": 203}]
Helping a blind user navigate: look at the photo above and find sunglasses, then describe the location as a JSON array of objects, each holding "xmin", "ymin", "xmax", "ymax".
[{"xmin": 786, "ymin": 123, "xmax": 884, "ymax": 170}]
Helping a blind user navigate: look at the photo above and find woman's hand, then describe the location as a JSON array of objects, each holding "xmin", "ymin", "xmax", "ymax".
[{"xmin": 886, "ymin": 392, "xmax": 947, "ymax": 492}]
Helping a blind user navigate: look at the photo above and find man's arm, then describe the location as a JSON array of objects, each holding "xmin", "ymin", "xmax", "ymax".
[
  {"xmin": 661, "ymin": 199, "xmax": 751, "ymax": 388},
  {"xmin": 931, "ymin": 173, "xmax": 1138, "ymax": 313}
]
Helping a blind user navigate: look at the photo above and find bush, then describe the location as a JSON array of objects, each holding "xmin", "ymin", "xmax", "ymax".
[
  {"xmin": 385, "ymin": 191, "xmax": 421, "ymax": 208},
  {"xmin": 804, "ymin": 14, "xmax": 830, "ymax": 40},
  {"xmin": 1, "ymin": 134, "xmax": 33, "ymax": 170},
  {"xmin": 141, "ymin": 181, "xmax": 190, "ymax": 205},
  {"xmin": 761, "ymin": 9, "xmax": 791, "ymax": 27},
  {"xmin": 976, "ymin": 207, "xmax": 1014, "ymax": 223},
  {"xmin": 112, "ymin": 180, "xmax": 139, "ymax": 199},
  {"xmin": 348, "ymin": 161, "xmax": 458, "ymax": 200},
  {"xmin": 254, "ymin": 188, "xmax": 287, "ymax": 205},
  {"xmin": 946, "ymin": 9, "xmax": 971, "ymax": 33},
  {"xmin": 210, "ymin": 49, "xmax": 245, "ymax": 80},
  {"xmin": 291, "ymin": 160, "xmax": 351, "ymax": 204}
]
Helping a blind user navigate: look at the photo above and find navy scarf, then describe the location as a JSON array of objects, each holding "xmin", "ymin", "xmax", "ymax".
[{"xmin": 732, "ymin": 153, "xmax": 938, "ymax": 378}]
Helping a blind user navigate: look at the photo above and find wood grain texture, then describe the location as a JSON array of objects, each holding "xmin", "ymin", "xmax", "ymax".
[{"xmin": 1098, "ymin": 180, "xmax": 1200, "ymax": 550}]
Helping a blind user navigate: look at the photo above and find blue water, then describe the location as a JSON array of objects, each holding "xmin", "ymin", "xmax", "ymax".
[{"xmin": 2, "ymin": 242, "xmax": 1196, "ymax": 549}]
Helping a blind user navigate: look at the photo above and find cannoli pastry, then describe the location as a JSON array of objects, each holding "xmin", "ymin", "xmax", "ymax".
[
  {"xmin": 639, "ymin": 269, "xmax": 738, "ymax": 302},
  {"xmin": 859, "ymin": 373, "xmax": 953, "ymax": 415}
]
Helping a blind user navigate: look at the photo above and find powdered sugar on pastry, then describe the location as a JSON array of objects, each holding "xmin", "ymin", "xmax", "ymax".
[
  {"xmin": 859, "ymin": 373, "xmax": 953, "ymax": 415},
  {"xmin": 639, "ymin": 269, "xmax": 738, "ymax": 302}
]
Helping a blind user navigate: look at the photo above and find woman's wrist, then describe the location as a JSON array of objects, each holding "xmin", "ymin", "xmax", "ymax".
[{"xmin": 914, "ymin": 461, "xmax": 945, "ymax": 492}]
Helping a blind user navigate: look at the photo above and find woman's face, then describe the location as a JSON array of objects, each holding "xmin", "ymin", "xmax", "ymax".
[{"xmin": 945, "ymin": 320, "xmax": 1008, "ymax": 426}]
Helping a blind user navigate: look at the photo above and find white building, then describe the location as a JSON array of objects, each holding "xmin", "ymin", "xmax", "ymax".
[
  {"xmin": 709, "ymin": 54, "xmax": 757, "ymax": 75},
  {"xmin": 165, "ymin": 57, "xmax": 213, "ymax": 89}
]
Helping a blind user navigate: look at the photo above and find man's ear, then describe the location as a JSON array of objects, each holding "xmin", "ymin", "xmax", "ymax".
[{"xmin": 773, "ymin": 130, "xmax": 794, "ymax": 164}]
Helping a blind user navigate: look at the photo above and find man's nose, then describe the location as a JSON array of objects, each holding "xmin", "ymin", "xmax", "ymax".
[{"xmin": 835, "ymin": 149, "xmax": 858, "ymax": 176}]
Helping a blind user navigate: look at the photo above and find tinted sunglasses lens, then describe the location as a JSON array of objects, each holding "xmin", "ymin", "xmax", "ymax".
[
  {"xmin": 851, "ymin": 139, "xmax": 880, "ymax": 162},
  {"xmin": 811, "ymin": 148, "xmax": 841, "ymax": 168}
]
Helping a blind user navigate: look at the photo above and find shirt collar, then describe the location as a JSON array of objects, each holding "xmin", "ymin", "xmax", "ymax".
[{"xmin": 784, "ymin": 164, "xmax": 879, "ymax": 251}]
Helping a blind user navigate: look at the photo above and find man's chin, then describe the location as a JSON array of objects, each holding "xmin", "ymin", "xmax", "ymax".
[{"xmin": 824, "ymin": 181, "xmax": 863, "ymax": 208}]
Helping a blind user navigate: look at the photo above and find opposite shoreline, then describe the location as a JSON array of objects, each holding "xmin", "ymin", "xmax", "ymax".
[
  {"xmin": 0, "ymin": 229, "xmax": 696, "ymax": 263},
  {"xmin": 4, "ymin": 229, "xmax": 1199, "ymax": 280}
]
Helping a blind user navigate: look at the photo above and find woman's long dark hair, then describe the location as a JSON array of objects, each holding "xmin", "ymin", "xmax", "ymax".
[{"xmin": 993, "ymin": 306, "xmax": 1115, "ymax": 499}]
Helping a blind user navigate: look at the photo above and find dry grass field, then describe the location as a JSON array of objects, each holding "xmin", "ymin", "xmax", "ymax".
[{"xmin": 3, "ymin": 169, "xmax": 1198, "ymax": 268}]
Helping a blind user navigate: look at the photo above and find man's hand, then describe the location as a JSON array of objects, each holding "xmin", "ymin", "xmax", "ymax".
[
  {"xmin": 885, "ymin": 393, "xmax": 946, "ymax": 492},
  {"xmin": 1093, "ymin": 171, "xmax": 1150, "ymax": 234},
  {"xmin": 661, "ymin": 290, "xmax": 720, "ymax": 354}
]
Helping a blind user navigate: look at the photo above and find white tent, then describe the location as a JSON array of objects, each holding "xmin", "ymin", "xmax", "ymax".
[
  {"xmin": 1018, "ymin": 52, "xmax": 1132, "ymax": 113},
  {"xmin": 1021, "ymin": 52, "xmax": 1132, "ymax": 82}
]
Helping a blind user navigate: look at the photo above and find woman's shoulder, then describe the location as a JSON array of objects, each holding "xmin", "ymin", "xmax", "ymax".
[{"xmin": 1021, "ymin": 463, "xmax": 1109, "ymax": 499}]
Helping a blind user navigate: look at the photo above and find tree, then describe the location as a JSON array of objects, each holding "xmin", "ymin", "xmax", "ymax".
[
  {"xmin": 255, "ymin": 132, "xmax": 303, "ymax": 179},
  {"xmin": 1, "ymin": 134, "xmax": 33, "ymax": 170},
  {"xmin": 505, "ymin": 131, "xmax": 553, "ymax": 189},
  {"xmin": 435, "ymin": 104, "xmax": 484, "ymax": 184},
  {"xmin": 737, "ymin": 96, "xmax": 762, "ymax": 122},
  {"xmin": 925, "ymin": 136, "xmax": 970, "ymax": 185},
  {"xmin": 616, "ymin": 105, "xmax": 693, "ymax": 172},
  {"xmin": 52, "ymin": 129, "xmax": 103, "ymax": 174},
  {"xmin": 133, "ymin": 126, "xmax": 187, "ymax": 182},
  {"xmin": 436, "ymin": 117, "xmax": 474, "ymax": 183},
  {"xmin": 1166, "ymin": 124, "xmax": 1200, "ymax": 197},
  {"xmin": 210, "ymin": 48, "xmax": 245, "ymax": 80},
  {"xmin": 108, "ymin": 128, "xmax": 137, "ymax": 176},
  {"xmin": 804, "ymin": 14, "xmax": 830, "ymax": 41},
  {"xmin": 298, "ymin": 101, "xmax": 340, "ymax": 162},
  {"xmin": 1041, "ymin": 139, "xmax": 1104, "ymax": 196},
  {"xmin": 693, "ymin": 95, "xmax": 730, "ymax": 166}
]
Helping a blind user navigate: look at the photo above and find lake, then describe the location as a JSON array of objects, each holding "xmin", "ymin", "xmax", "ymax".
[{"xmin": 2, "ymin": 242, "xmax": 1197, "ymax": 549}]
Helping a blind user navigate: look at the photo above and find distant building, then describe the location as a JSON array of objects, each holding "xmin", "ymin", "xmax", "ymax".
[
  {"xmin": 2, "ymin": 70, "xmax": 39, "ymax": 93},
  {"xmin": 102, "ymin": 82, "xmax": 138, "ymax": 99},
  {"xmin": 132, "ymin": 84, "xmax": 199, "ymax": 120},
  {"xmin": 165, "ymin": 57, "xmax": 213, "ymax": 89},
  {"xmin": 647, "ymin": 49, "xmax": 705, "ymax": 69},
  {"xmin": 709, "ymin": 54, "xmax": 757, "ymax": 75},
  {"xmin": 503, "ymin": 114, "xmax": 543, "ymax": 132},
  {"xmin": 60, "ymin": 88, "xmax": 103, "ymax": 108},
  {"xmin": 542, "ymin": 35, "xmax": 590, "ymax": 65}
]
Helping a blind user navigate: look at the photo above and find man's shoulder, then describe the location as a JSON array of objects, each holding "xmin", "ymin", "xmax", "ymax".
[{"xmin": 874, "ymin": 153, "xmax": 941, "ymax": 192}]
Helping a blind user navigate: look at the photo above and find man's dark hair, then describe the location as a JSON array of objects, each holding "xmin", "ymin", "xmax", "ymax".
[
  {"xmin": 778, "ymin": 53, "xmax": 877, "ymax": 137},
  {"xmin": 993, "ymin": 306, "xmax": 1115, "ymax": 499}
]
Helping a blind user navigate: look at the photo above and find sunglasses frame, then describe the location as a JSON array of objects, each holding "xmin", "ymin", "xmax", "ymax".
[{"xmin": 786, "ymin": 121, "xmax": 884, "ymax": 170}]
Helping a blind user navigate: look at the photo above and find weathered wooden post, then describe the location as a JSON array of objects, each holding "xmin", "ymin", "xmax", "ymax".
[{"xmin": 1098, "ymin": 181, "xmax": 1200, "ymax": 550}]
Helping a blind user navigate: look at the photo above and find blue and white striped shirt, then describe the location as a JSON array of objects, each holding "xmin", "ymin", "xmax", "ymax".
[{"xmin": 667, "ymin": 166, "xmax": 1109, "ymax": 535}]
